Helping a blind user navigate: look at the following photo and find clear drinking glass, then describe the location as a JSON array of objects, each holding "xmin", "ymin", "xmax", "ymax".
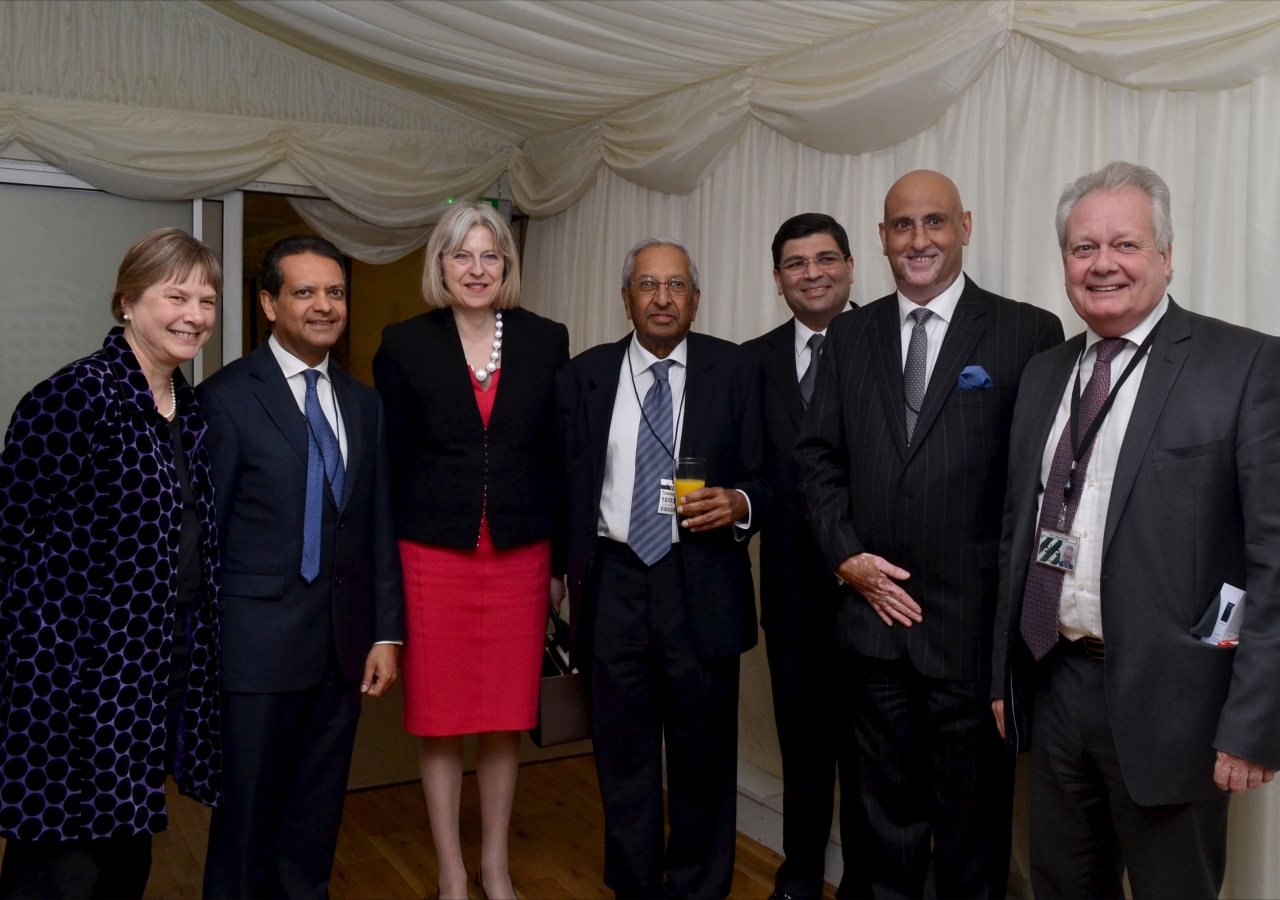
[{"xmin": 674, "ymin": 457, "xmax": 707, "ymax": 512}]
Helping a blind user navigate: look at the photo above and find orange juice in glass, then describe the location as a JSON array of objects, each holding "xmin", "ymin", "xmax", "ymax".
[{"xmin": 674, "ymin": 457, "xmax": 707, "ymax": 512}]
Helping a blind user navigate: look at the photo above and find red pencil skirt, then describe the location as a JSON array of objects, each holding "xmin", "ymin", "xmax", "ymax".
[{"xmin": 399, "ymin": 519, "xmax": 549, "ymax": 736}]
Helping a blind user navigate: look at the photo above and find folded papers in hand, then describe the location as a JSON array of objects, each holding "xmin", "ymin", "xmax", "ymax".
[{"xmin": 1200, "ymin": 584, "xmax": 1246, "ymax": 647}]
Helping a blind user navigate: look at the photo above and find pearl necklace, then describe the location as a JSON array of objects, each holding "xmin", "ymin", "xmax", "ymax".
[
  {"xmin": 474, "ymin": 311, "xmax": 503, "ymax": 382},
  {"xmin": 163, "ymin": 375, "xmax": 177, "ymax": 422}
]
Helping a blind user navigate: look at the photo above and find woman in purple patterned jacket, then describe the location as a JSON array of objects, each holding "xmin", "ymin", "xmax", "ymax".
[{"xmin": 0, "ymin": 228, "xmax": 224, "ymax": 899}]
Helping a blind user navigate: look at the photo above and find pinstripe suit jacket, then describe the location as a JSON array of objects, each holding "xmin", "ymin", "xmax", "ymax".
[{"xmin": 796, "ymin": 276, "xmax": 1063, "ymax": 682}]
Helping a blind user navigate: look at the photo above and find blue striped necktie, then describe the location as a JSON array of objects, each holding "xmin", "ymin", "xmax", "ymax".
[
  {"xmin": 301, "ymin": 369, "xmax": 345, "ymax": 583},
  {"xmin": 628, "ymin": 359, "xmax": 674, "ymax": 566}
]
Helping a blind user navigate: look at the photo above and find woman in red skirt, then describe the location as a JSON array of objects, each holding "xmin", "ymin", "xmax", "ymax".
[{"xmin": 374, "ymin": 202, "xmax": 569, "ymax": 900}]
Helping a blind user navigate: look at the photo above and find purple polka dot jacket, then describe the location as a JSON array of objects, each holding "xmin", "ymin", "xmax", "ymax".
[{"xmin": 0, "ymin": 329, "xmax": 222, "ymax": 841}]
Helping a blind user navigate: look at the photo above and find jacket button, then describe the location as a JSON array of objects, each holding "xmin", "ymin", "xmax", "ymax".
[{"xmin": 334, "ymin": 577, "xmax": 343, "ymax": 586}]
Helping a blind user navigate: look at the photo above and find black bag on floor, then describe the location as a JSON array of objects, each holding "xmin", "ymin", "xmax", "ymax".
[{"xmin": 529, "ymin": 612, "xmax": 591, "ymax": 748}]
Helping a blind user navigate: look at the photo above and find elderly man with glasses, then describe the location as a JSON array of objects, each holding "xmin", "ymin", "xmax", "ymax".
[{"xmin": 556, "ymin": 238, "xmax": 770, "ymax": 899}]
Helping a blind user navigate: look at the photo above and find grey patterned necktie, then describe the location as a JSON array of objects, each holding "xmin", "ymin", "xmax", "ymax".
[
  {"xmin": 628, "ymin": 360, "xmax": 675, "ymax": 566},
  {"xmin": 903, "ymin": 308, "xmax": 933, "ymax": 444},
  {"xmin": 798, "ymin": 332, "xmax": 824, "ymax": 407}
]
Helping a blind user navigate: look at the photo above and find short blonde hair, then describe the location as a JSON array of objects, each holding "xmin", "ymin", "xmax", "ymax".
[
  {"xmin": 112, "ymin": 227, "xmax": 223, "ymax": 323},
  {"xmin": 421, "ymin": 201, "xmax": 521, "ymax": 310}
]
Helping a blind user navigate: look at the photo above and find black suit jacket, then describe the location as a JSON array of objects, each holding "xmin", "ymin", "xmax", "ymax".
[
  {"xmin": 555, "ymin": 332, "xmax": 771, "ymax": 662},
  {"xmin": 745, "ymin": 316, "xmax": 853, "ymax": 635},
  {"xmin": 796, "ymin": 276, "xmax": 1064, "ymax": 682},
  {"xmin": 198, "ymin": 343, "xmax": 405, "ymax": 693},
  {"xmin": 374, "ymin": 307, "xmax": 569, "ymax": 568},
  {"xmin": 991, "ymin": 299, "xmax": 1280, "ymax": 805}
]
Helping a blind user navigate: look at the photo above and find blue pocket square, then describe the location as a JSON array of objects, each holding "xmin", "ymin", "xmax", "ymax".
[{"xmin": 957, "ymin": 365, "xmax": 993, "ymax": 392}]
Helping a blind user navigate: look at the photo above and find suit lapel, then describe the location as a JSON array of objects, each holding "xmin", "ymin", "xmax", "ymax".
[
  {"xmin": 903, "ymin": 279, "xmax": 986, "ymax": 465},
  {"xmin": 1103, "ymin": 301, "xmax": 1192, "ymax": 556},
  {"xmin": 679, "ymin": 333, "xmax": 715, "ymax": 457},
  {"xmin": 250, "ymin": 343, "xmax": 309, "ymax": 465},
  {"xmin": 586, "ymin": 336, "xmax": 629, "ymax": 514},
  {"xmin": 870, "ymin": 298, "xmax": 910, "ymax": 460},
  {"xmin": 328, "ymin": 364, "xmax": 363, "ymax": 510},
  {"xmin": 763, "ymin": 321, "xmax": 805, "ymax": 429}
]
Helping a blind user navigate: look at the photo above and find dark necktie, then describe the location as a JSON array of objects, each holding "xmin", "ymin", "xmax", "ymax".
[
  {"xmin": 903, "ymin": 308, "xmax": 932, "ymax": 443},
  {"xmin": 1019, "ymin": 338, "xmax": 1127, "ymax": 659},
  {"xmin": 301, "ymin": 369, "xmax": 346, "ymax": 583},
  {"xmin": 628, "ymin": 360, "xmax": 674, "ymax": 566},
  {"xmin": 798, "ymin": 332, "xmax": 824, "ymax": 407}
]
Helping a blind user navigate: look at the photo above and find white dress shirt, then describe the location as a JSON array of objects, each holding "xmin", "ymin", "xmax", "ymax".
[
  {"xmin": 268, "ymin": 334, "xmax": 347, "ymax": 465},
  {"xmin": 597, "ymin": 334, "xmax": 750, "ymax": 544},
  {"xmin": 794, "ymin": 319, "xmax": 829, "ymax": 381},
  {"xmin": 1035, "ymin": 294, "xmax": 1169, "ymax": 641},
  {"xmin": 897, "ymin": 273, "xmax": 966, "ymax": 385},
  {"xmin": 269, "ymin": 336, "xmax": 399, "ymax": 647}
]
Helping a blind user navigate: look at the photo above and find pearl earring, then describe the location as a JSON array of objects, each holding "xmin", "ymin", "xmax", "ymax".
[{"xmin": 122, "ymin": 313, "xmax": 130, "ymax": 321}]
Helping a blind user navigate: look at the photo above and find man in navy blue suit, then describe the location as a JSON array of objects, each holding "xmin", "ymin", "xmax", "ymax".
[{"xmin": 199, "ymin": 236, "xmax": 403, "ymax": 898}]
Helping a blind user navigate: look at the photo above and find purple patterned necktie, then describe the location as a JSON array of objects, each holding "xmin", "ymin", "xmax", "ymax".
[{"xmin": 1019, "ymin": 337, "xmax": 1127, "ymax": 660}]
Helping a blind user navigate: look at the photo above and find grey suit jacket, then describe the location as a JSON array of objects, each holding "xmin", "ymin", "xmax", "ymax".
[{"xmin": 991, "ymin": 298, "xmax": 1280, "ymax": 805}]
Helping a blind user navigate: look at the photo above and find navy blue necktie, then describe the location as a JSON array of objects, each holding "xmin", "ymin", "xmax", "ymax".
[
  {"xmin": 628, "ymin": 360, "xmax": 674, "ymax": 566},
  {"xmin": 301, "ymin": 369, "xmax": 345, "ymax": 583}
]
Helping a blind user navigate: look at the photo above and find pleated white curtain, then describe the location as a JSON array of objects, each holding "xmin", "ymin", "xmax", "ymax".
[{"xmin": 520, "ymin": 37, "xmax": 1280, "ymax": 898}]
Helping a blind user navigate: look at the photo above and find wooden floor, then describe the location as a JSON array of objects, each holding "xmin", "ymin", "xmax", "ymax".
[{"xmin": 0, "ymin": 755, "xmax": 835, "ymax": 899}]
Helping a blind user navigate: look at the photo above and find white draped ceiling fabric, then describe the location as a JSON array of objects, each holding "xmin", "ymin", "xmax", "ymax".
[{"xmin": 4, "ymin": 1, "xmax": 1280, "ymax": 894}]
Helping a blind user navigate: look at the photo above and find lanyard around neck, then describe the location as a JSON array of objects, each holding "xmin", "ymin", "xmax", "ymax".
[
  {"xmin": 627, "ymin": 347, "xmax": 686, "ymax": 460},
  {"xmin": 1060, "ymin": 323, "xmax": 1160, "ymax": 515}
]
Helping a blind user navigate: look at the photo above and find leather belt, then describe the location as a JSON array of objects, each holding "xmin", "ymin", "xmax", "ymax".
[{"xmin": 1060, "ymin": 635, "xmax": 1105, "ymax": 661}]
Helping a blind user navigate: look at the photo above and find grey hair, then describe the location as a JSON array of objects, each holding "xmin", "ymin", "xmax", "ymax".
[
  {"xmin": 620, "ymin": 237, "xmax": 700, "ymax": 292},
  {"xmin": 1055, "ymin": 161, "xmax": 1173, "ymax": 256}
]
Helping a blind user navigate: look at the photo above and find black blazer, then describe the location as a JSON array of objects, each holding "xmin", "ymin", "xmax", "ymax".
[
  {"xmin": 374, "ymin": 307, "xmax": 570, "ymax": 568},
  {"xmin": 745, "ymin": 316, "xmax": 853, "ymax": 635},
  {"xmin": 555, "ymin": 332, "xmax": 771, "ymax": 662},
  {"xmin": 796, "ymin": 276, "xmax": 1064, "ymax": 682},
  {"xmin": 991, "ymin": 299, "xmax": 1280, "ymax": 805},
  {"xmin": 198, "ymin": 343, "xmax": 405, "ymax": 693}
]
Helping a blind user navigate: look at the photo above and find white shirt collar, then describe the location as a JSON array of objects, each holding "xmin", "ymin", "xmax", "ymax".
[
  {"xmin": 793, "ymin": 318, "xmax": 828, "ymax": 358},
  {"xmin": 1084, "ymin": 293, "xmax": 1170, "ymax": 351},
  {"xmin": 897, "ymin": 272, "xmax": 966, "ymax": 328},
  {"xmin": 269, "ymin": 333, "xmax": 330, "ymax": 380},
  {"xmin": 628, "ymin": 332, "xmax": 687, "ymax": 375}
]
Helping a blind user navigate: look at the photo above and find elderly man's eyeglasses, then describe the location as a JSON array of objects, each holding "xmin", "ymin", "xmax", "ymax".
[
  {"xmin": 778, "ymin": 252, "xmax": 846, "ymax": 274},
  {"xmin": 630, "ymin": 278, "xmax": 691, "ymax": 297}
]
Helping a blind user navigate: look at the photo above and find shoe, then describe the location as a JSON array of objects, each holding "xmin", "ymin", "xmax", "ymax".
[{"xmin": 474, "ymin": 868, "xmax": 524, "ymax": 900}]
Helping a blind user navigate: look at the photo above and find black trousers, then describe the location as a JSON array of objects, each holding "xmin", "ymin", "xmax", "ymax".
[
  {"xmin": 203, "ymin": 656, "xmax": 363, "ymax": 899},
  {"xmin": 588, "ymin": 540, "xmax": 740, "ymax": 900},
  {"xmin": 765, "ymin": 624, "xmax": 872, "ymax": 899},
  {"xmin": 849, "ymin": 654, "xmax": 1013, "ymax": 900},
  {"xmin": 1030, "ymin": 648, "xmax": 1229, "ymax": 900},
  {"xmin": 0, "ymin": 834, "xmax": 152, "ymax": 899}
]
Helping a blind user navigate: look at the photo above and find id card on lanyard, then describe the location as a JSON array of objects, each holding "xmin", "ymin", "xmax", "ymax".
[
  {"xmin": 629, "ymin": 351, "xmax": 686, "ymax": 516},
  {"xmin": 1035, "ymin": 327, "xmax": 1158, "ymax": 573}
]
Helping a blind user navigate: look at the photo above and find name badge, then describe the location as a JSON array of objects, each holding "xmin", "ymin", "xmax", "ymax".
[
  {"xmin": 1036, "ymin": 528, "xmax": 1080, "ymax": 572},
  {"xmin": 657, "ymin": 479, "xmax": 676, "ymax": 516}
]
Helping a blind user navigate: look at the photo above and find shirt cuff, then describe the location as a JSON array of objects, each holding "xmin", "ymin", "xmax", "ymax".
[
  {"xmin": 373, "ymin": 640, "xmax": 403, "ymax": 646},
  {"xmin": 733, "ymin": 489, "xmax": 752, "ymax": 542}
]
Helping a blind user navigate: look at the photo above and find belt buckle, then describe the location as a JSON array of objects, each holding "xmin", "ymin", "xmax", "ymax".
[{"xmin": 1081, "ymin": 635, "xmax": 1105, "ymax": 661}]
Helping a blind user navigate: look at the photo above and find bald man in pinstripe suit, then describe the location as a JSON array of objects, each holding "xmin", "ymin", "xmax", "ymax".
[{"xmin": 795, "ymin": 171, "xmax": 1063, "ymax": 898}]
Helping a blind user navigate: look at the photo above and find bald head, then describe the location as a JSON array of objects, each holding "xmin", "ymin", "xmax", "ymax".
[{"xmin": 879, "ymin": 169, "xmax": 972, "ymax": 305}]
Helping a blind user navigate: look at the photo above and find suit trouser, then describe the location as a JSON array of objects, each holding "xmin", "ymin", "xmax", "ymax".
[
  {"xmin": 1030, "ymin": 647, "xmax": 1229, "ymax": 900},
  {"xmin": 203, "ymin": 655, "xmax": 362, "ymax": 899},
  {"xmin": 849, "ymin": 654, "xmax": 1013, "ymax": 900},
  {"xmin": 588, "ymin": 540, "xmax": 740, "ymax": 900},
  {"xmin": 765, "ymin": 624, "xmax": 872, "ymax": 899},
  {"xmin": 0, "ymin": 834, "xmax": 152, "ymax": 899}
]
